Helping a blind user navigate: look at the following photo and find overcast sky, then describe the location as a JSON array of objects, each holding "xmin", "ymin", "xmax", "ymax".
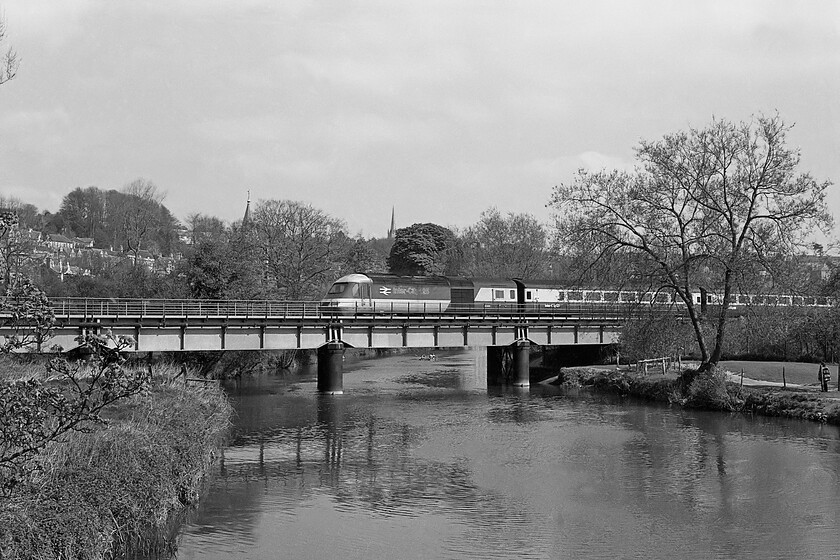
[{"xmin": 1, "ymin": 1, "xmax": 838, "ymax": 240}]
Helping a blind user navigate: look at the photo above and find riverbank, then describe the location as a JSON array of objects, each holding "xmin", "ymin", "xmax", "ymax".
[
  {"xmin": 0, "ymin": 374, "xmax": 232, "ymax": 560},
  {"xmin": 553, "ymin": 366, "xmax": 840, "ymax": 425}
]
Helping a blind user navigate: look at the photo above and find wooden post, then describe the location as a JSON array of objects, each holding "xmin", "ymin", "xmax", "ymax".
[
  {"xmin": 782, "ymin": 367, "xmax": 786, "ymax": 389},
  {"xmin": 740, "ymin": 368, "xmax": 744, "ymax": 387}
]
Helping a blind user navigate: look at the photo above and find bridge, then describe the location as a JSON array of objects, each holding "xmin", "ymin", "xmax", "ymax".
[{"xmin": 4, "ymin": 297, "xmax": 628, "ymax": 393}]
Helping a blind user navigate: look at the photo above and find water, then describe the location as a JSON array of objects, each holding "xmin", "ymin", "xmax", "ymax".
[{"xmin": 174, "ymin": 350, "xmax": 840, "ymax": 559}]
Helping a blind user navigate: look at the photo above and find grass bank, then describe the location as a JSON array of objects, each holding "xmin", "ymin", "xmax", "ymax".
[
  {"xmin": 0, "ymin": 371, "xmax": 233, "ymax": 560},
  {"xmin": 555, "ymin": 366, "xmax": 840, "ymax": 425}
]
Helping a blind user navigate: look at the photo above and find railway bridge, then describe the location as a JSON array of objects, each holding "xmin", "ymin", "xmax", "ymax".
[{"xmin": 4, "ymin": 298, "xmax": 627, "ymax": 394}]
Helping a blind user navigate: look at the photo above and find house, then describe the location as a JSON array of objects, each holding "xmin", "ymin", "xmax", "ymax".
[
  {"xmin": 800, "ymin": 255, "xmax": 840, "ymax": 282},
  {"xmin": 45, "ymin": 233, "xmax": 75, "ymax": 253},
  {"xmin": 154, "ymin": 256, "xmax": 177, "ymax": 275},
  {"xmin": 132, "ymin": 249, "xmax": 156, "ymax": 270},
  {"xmin": 24, "ymin": 229, "xmax": 42, "ymax": 243}
]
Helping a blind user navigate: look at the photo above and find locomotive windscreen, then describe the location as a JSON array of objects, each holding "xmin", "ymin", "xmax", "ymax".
[
  {"xmin": 324, "ymin": 282, "xmax": 359, "ymax": 297},
  {"xmin": 327, "ymin": 283, "xmax": 347, "ymax": 295}
]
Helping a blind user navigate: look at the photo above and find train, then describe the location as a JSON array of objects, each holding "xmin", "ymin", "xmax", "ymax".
[{"xmin": 319, "ymin": 273, "xmax": 835, "ymax": 315}]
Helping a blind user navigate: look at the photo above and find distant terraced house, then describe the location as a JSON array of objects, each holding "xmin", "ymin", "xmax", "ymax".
[{"xmin": 45, "ymin": 233, "xmax": 75, "ymax": 252}]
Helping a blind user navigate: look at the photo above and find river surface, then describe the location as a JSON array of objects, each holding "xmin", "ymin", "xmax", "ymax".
[{"xmin": 174, "ymin": 350, "xmax": 840, "ymax": 559}]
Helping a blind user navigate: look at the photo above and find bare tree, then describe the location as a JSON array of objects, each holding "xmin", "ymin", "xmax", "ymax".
[
  {"xmin": 118, "ymin": 178, "xmax": 165, "ymax": 265},
  {"xmin": 250, "ymin": 200, "xmax": 347, "ymax": 300},
  {"xmin": 184, "ymin": 213, "xmax": 228, "ymax": 245},
  {"xmin": 0, "ymin": 14, "xmax": 18, "ymax": 86},
  {"xmin": 549, "ymin": 114, "xmax": 833, "ymax": 370}
]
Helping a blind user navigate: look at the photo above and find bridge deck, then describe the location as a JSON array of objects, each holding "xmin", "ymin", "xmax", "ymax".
[
  {"xmin": 47, "ymin": 297, "xmax": 636, "ymax": 321},
  {"xmin": 4, "ymin": 298, "xmax": 630, "ymax": 353}
]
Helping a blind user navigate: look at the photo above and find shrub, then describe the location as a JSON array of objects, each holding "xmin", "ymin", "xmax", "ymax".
[
  {"xmin": 673, "ymin": 368, "xmax": 742, "ymax": 411},
  {"xmin": 0, "ymin": 381, "xmax": 231, "ymax": 559}
]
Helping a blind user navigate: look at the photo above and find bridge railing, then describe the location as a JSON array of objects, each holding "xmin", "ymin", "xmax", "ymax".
[
  {"xmin": 44, "ymin": 297, "xmax": 650, "ymax": 321},
  {"xmin": 48, "ymin": 298, "xmax": 322, "ymax": 318}
]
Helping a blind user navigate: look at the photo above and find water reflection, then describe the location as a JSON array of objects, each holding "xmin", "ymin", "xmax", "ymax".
[{"xmin": 176, "ymin": 350, "xmax": 840, "ymax": 560}]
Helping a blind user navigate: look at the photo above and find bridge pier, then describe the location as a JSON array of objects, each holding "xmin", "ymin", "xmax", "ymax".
[
  {"xmin": 317, "ymin": 342, "xmax": 345, "ymax": 394},
  {"xmin": 512, "ymin": 340, "xmax": 530, "ymax": 387},
  {"xmin": 487, "ymin": 340, "xmax": 531, "ymax": 387}
]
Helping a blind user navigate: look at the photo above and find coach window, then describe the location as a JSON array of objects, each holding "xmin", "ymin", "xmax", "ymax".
[
  {"xmin": 509, "ymin": 290, "xmax": 515, "ymax": 300},
  {"xmin": 494, "ymin": 289, "xmax": 504, "ymax": 299},
  {"xmin": 351, "ymin": 284, "xmax": 359, "ymax": 296},
  {"xmin": 526, "ymin": 290, "xmax": 532, "ymax": 300}
]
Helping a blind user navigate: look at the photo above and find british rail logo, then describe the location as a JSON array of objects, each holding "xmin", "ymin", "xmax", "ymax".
[{"xmin": 379, "ymin": 287, "xmax": 392, "ymax": 295}]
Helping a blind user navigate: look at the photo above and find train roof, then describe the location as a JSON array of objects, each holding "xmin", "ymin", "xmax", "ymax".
[
  {"xmin": 333, "ymin": 273, "xmax": 373, "ymax": 283},
  {"xmin": 365, "ymin": 274, "xmax": 451, "ymax": 286},
  {"xmin": 470, "ymin": 278, "xmax": 518, "ymax": 289}
]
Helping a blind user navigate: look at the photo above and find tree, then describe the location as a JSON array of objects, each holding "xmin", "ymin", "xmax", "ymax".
[
  {"xmin": 181, "ymin": 235, "xmax": 262, "ymax": 299},
  {"xmin": 0, "ymin": 207, "xmax": 35, "ymax": 289},
  {"xmin": 461, "ymin": 208, "xmax": 549, "ymax": 278},
  {"xmin": 115, "ymin": 179, "xmax": 166, "ymax": 262},
  {"xmin": 340, "ymin": 236, "xmax": 390, "ymax": 275},
  {"xmin": 388, "ymin": 223, "xmax": 462, "ymax": 276},
  {"xmin": 250, "ymin": 200, "xmax": 348, "ymax": 299},
  {"xmin": 549, "ymin": 114, "xmax": 833, "ymax": 370},
  {"xmin": 0, "ymin": 276, "xmax": 55, "ymax": 352},
  {"xmin": 0, "ymin": 14, "xmax": 18, "ymax": 86},
  {"xmin": 0, "ymin": 196, "xmax": 38, "ymax": 230},
  {"xmin": 59, "ymin": 186, "xmax": 106, "ymax": 243},
  {"xmin": 184, "ymin": 213, "xmax": 228, "ymax": 246}
]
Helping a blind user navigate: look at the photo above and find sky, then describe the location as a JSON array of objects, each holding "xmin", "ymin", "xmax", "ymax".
[{"xmin": 0, "ymin": 1, "xmax": 838, "ymax": 240}]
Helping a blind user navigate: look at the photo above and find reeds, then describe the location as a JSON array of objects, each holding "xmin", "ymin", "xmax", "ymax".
[{"xmin": 0, "ymin": 369, "xmax": 232, "ymax": 560}]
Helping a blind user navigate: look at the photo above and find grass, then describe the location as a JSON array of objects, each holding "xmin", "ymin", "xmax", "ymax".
[
  {"xmin": 716, "ymin": 360, "xmax": 834, "ymax": 387},
  {"xmin": 0, "ymin": 368, "xmax": 232, "ymax": 560},
  {"xmin": 0, "ymin": 354, "xmax": 51, "ymax": 383},
  {"xmin": 557, "ymin": 365, "xmax": 840, "ymax": 425}
]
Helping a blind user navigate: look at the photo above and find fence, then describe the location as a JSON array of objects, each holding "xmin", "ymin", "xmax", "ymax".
[{"xmin": 635, "ymin": 356, "xmax": 681, "ymax": 375}]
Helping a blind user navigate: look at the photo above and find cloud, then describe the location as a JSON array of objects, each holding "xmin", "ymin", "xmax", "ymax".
[
  {"xmin": 193, "ymin": 116, "xmax": 286, "ymax": 145},
  {"xmin": 0, "ymin": 107, "xmax": 70, "ymax": 129},
  {"xmin": 524, "ymin": 152, "xmax": 634, "ymax": 180},
  {"xmin": 2, "ymin": 0, "xmax": 96, "ymax": 46},
  {"xmin": 1, "ymin": 0, "xmax": 837, "ymax": 240},
  {"xmin": 0, "ymin": 183, "xmax": 64, "ymax": 211}
]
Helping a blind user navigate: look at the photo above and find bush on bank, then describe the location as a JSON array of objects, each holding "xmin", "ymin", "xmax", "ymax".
[
  {"xmin": 0, "ymin": 376, "xmax": 232, "ymax": 560},
  {"xmin": 556, "ymin": 367, "xmax": 840, "ymax": 425}
]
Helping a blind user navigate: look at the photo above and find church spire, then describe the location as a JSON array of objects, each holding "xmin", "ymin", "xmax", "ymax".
[
  {"xmin": 243, "ymin": 190, "xmax": 251, "ymax": 226},
  {"xmin": 387, "ymin": 206, "xmax": 396, "ymax": 239}
]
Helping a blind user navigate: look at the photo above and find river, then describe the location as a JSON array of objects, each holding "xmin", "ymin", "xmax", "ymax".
[{"xmin": 173, "ymin": 350, "xmax": 840, "ymax": 559}]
